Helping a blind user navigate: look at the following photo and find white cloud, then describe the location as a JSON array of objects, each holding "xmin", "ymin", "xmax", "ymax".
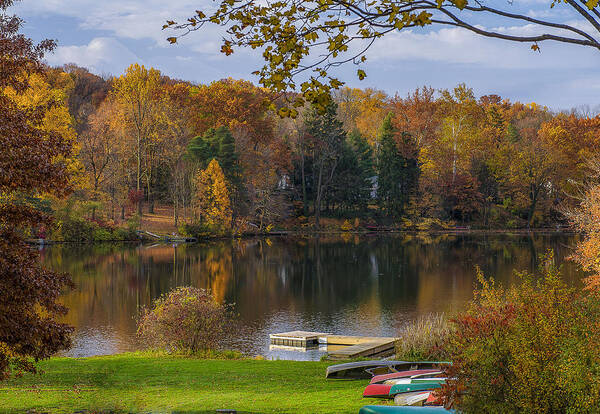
[
  {"xmin": 45, "ymin": 37, "xmax": 141, "ymax": 76},
  {"xmin": 12, "ymin": 0, "xmax": 600, "ymax": 109},
  {"xmin": 13, "ymin": 0, "xmax": 211, "ymax": 46},
  {"xmin": 365, "ymin": 25, "xmax": 600, "ymax": 70}
]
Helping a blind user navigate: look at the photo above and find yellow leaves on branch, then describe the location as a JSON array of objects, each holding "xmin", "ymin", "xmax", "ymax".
[
  {"xmin": 193, "ymin": 159, "xmax": 233, "ymax": 232},
  {"xmin": 586, "ymin": 0, "xmax": 599, "ymax": 10}
]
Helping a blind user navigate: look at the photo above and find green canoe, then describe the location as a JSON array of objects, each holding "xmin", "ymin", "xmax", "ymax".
[
  {"xmin": 389, "ymin": 380, "xmax": 444, "ymax": 396},
  {"xmin": 359, "ymin": 406, "xmax": 455, "ymax": 413}
]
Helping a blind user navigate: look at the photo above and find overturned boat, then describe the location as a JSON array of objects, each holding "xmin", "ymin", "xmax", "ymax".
[{"xmin": 326, "ymin": 360, "xmax": 449, "ymax": 379}]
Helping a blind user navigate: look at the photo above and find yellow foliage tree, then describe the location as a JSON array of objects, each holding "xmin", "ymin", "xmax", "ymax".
[
  {"xmin": 193, "ymin": 159, "xmax": 232, "ymax": 233},
  {"xmin": 111, "ymin": 63, "xmax": 166, "ymax": 214},
  {"xmin": 4, "ymin": 70, "xmax": 86, "ymax": 190},
  {"xmin": 335, "ymin": 87, "xmax": 388, "ymax": 146}
]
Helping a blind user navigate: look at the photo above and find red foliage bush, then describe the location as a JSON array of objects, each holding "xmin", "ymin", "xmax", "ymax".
[{"xmin": 128, "ymin": 189, "xmax": 144, "ymax": 206}]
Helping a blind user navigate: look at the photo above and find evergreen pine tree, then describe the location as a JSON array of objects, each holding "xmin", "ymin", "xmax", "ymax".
[
  {"xmin": 188, "ymin": 136, "xmax": 210, "ymax": 164},
  {"xmin": 216, "ymin": 126, "xmax": 238, "ymax": 177},
  {"xmin": 348, "ymin": 129, "xmax": 374, "ymax": 210},
  {"xmin": 328, "ymin": 139, "xmax": 362, "ymax": 211},
  {"xmin": 187, "ymin": 126, "xmax": 240, "ymax": 183},
  {"xmin": 376, "ymin": 114, "xmax": 419, "ymax": 217}
]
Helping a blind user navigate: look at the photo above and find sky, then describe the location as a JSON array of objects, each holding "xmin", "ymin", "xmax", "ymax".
[{"xmin": 10, "ymin": 0, "xmax": 600, "ymax": 111}]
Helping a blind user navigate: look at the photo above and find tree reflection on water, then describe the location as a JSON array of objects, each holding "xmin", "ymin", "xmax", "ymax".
[{"xmin": 40, "ymin": 233, "xmax": 580, "ymax": 359}]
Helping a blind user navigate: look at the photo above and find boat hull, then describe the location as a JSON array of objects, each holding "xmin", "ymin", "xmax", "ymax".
[
  {"xmin": 389, "ymin": 381, "xmax": 443, "ymax": 396},
  {"xmin": 359, "ymin": 406, "xmax": 455, "ymax": 414},
  {"xmin": 370, "ymin": 369, "xmax": 441, "ymax": 384},
  {"xmin": 363, "ymin": 384, "xmax": 393, "ymax": 398},
  {"xmin": 326, "ymin": 360, "xmax": 449, "ymax": 379}
]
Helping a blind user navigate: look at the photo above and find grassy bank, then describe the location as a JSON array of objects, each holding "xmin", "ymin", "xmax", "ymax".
[{"xmin": 0, "ymin": 354, "xmax": 371, "ymax": 413}]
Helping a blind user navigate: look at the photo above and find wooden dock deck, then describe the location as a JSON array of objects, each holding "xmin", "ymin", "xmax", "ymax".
[
  {"xmin": 269, "ymin": 331, "xmax": 331, "ymax": 347},
  {"xmin": 323, "ymin": 335, "xmax": 398, "ymax": 359},
  {"xmin": 269, "ymin": 331, "xmax": 398, "ymax": 359}
]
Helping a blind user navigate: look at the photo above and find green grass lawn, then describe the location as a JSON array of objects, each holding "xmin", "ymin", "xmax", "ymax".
[{"xmin": 0, "ymin": 353, "xmax": 378, "ymax": 413}]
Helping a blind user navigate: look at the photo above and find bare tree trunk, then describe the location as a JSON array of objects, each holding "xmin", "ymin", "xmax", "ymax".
[
  {"xmin": 174, "ymin": 197, "xmax": 179, "ymax": 227},
  {"xmin": 315, "ymin": 163, "xmax": 324, "ymax": 230},
  {"xmin": 527, "ymin": 184, "xmax": 541, "ymax": 228},
  {"xmin": 137, "ymin": 130, "xmax": 142, "ymax": 215},
  {"xmin": 301, "ymin": 151, "xmax": 308, "ymax": 217},
  {"xmin": 147, "ymin": 155, "xmax": 154, "ymax": 214}
]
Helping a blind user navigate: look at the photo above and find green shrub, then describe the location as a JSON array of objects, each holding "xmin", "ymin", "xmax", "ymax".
[
  {"xmin": 137, "ymin": 287, "xmax": 234, "ymax": 354},
  {"xmin": 57, "ymin": 217, "xmax": 95, "ymax": 242},
  {"xmin": 127, "ymin": 214, "xmax": 141, "ymax": 232},
  {"xmin": 441, "ymin": 252, "xmax": 600, "ymax": 413},
  {"xmin": 396, "ymin": 313, "xmax": 453, "ymax": 361},
  {"xmin": 92, "ymin": 227, "xmax": 113, "ymax": 241},
  {"xmin": 179, "ymin": 223, "xmax": 211, "ymax": 238},
  {"xmin": 112, "ymin": 227, "xmax": 137, "ymax": 241}
]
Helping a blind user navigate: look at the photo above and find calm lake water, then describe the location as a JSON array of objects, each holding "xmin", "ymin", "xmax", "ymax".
[{"xmin": 40, "ymin": 233, "xmax": 581, "ymax": 360}]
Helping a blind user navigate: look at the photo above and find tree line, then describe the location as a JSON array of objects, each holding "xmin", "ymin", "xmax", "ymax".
[{"xmin": 26, "ymin": 63, "xmax": 600, "ymax": 234}]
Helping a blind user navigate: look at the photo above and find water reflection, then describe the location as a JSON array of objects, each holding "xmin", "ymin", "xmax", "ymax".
[{"xmin": 40, "ymin": 233, "xmax": 581, "ymax": 360}]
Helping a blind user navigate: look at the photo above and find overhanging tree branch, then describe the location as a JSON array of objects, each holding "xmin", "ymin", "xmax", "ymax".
[{"xmin": 166, "ymin": 0, "xmax": 600, "ymax": 112}]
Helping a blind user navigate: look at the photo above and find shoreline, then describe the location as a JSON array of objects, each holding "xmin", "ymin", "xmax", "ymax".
[{"xmin": 26, "ymin": 227, "xmax": 578, "ymax": 245}]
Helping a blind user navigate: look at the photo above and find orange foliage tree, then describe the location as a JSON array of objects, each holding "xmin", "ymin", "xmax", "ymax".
[
  {"xmin": 188, "ymin": 78, "xmax": 274, "ymax": 145},
  {"xmin": 567, "ymin": 158, "xmax": 600, "ymax": 290},
  {"xmin": 335, "ymin": 87, "xmax": 389, "ymax": 146}
]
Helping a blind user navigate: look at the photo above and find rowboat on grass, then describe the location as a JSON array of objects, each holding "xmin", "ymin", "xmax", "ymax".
[
  {"xmin": 394, "ymin": 390, "xmax": 438, "ymax": 406},
  {"xmin": 364, "ymin": 385, "xmax": 436, "ymax": 402},
  {"xmin": 388, "ymin": 379, "xmax": 445, "ymax": 397},
  {"xmin": 358, "ymin": 406, "xmax": 455, "ymax": 414},
  {"xmin": 364, "ymin": 373, "xmax": 443, "ymax": 399},
  {"xmin": 363, "ymin": 384, "xmax": 394, "ymax": 398},
  {"xmin": 326, "ymin": 360, "xmax": 449, "ymax": 379},
  {"xmin": 370, "ymin": 370, "xmax": 442, "ymax": 384},
  {"xmin": 326, "ymin": 360, "xmax": 398, "ymax": 379}
]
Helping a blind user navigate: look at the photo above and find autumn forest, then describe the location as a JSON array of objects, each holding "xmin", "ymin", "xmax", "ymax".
[
  {"xmin": 6, "ymin": 0, "xmax": 600, "ymax": 412},
  {"xmin": 27, "ymin": 62, "xmax": 600, "ymax": 240}
]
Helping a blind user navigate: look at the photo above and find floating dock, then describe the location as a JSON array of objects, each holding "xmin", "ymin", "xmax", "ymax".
[
  {"xmin": 269, "ymin": 331, "xmax": 398, "ymax": 359},
  {"xmin": 269, "ymin": 331, "xmax": 331, "ymax": 347}
]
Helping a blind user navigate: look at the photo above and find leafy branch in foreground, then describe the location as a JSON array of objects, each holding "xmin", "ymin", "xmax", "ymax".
[{"xmin": 165, "ymin": 1, "xmax": 600, "ymax": 113}]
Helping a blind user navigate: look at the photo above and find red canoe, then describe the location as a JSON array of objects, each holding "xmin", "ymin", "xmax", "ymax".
[
  {"xmin": 363, "ymin": 384, "xmax": 393, "ymax": 398},
  {"xmin": 370, "ymin": 369, "xmax": 441, "ymax": 384}
]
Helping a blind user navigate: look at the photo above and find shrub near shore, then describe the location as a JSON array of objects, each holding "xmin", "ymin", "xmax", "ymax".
[
  {"xmin": 396, "ymin": 313, "xmax": 453, "ymax": 362},
  {"xmin": 441, "ymin": 253, "xmax": 600, "ymax": 413},
  {"xmin": 137, "ymin": 287, "xmax": 234, "ymax": 354}
]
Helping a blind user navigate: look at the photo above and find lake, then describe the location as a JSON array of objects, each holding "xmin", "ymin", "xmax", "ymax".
[{"xmin": 40, "ymin": 232, "xmax": 581, "ymax": 360}]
